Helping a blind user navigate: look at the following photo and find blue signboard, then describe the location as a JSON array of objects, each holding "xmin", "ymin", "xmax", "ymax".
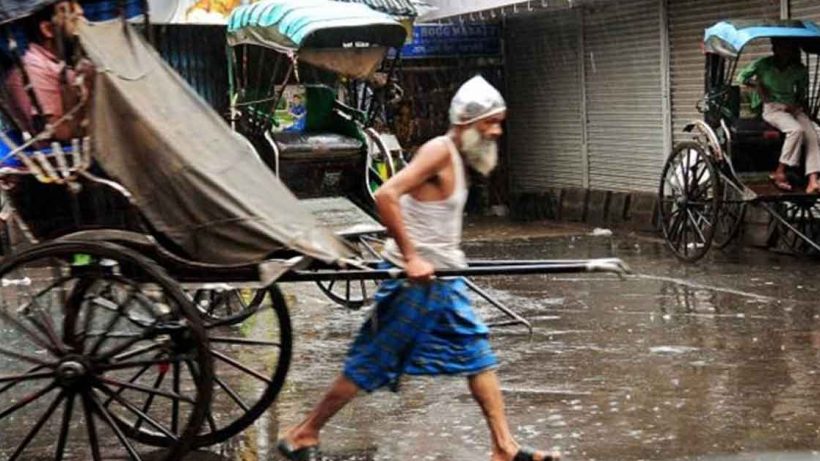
[{"xmin": 398, "ymin": 24, "xmax": 501, "ymax": 59}]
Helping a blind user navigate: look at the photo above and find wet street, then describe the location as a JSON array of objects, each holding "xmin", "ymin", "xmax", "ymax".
[
  {"xmin": 3, "ymin": 220, "xmax": 820, "ymax": 460},
  {"xmin": 202, "ymin": 221, "xmax": 820, "ymax": 461}
]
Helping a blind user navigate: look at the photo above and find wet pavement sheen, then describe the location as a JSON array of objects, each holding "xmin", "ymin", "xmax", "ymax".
[{"xmin": 203, "ymin": 224, "xmax": 820, "ymax": 461}]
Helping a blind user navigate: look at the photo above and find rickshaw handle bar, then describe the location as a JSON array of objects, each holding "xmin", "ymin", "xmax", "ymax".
[{"xmin": 281, "ymin": 258, "xmax": 631, "ymax": 282}]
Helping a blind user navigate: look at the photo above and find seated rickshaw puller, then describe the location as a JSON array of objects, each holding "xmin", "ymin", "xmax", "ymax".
[
  {"xmin": 277, "ymin": 76, "xmax": 559, "ymax": 461},
  {"xmin": 737, "ymin": 38, "xmax": 820, "ymax": 193},
  {"xmin": 4, "ymin": 0, "xmax": 91, "ymax": 143}
]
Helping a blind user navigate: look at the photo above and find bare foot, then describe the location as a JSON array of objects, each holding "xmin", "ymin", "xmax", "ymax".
[
  {"xmin": 279, "ymin": 425, "xmax": 320, "ymax": 451},
  {"xmin": 769, "ymin": 172, "xmax": 793, "ymax": 191}
]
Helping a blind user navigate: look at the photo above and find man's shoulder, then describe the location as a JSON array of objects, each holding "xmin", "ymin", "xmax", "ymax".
[{"xmin": 753, "ymin": 55, "xmax": 775, "ymax": 67}]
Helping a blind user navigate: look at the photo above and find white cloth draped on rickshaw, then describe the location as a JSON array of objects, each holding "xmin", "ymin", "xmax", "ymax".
[{"xmin": 78, "ymin": 18, "xmax": 354, "ymax": 265}]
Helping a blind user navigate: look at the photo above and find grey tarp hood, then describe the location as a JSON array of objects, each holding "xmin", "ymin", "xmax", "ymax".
[{"xmin": 78, "ymin": 19, "xmax": 354, "ymax": 265}]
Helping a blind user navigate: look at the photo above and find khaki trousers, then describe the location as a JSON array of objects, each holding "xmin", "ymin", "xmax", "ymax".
[{"xmin": 762, "ymin": 102, "xmax": 820, "ymax": 175}]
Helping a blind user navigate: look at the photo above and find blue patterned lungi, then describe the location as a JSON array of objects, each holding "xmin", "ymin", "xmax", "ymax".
[{"xmin": 343, "ymin": 272, "xmax": 498, "ymax": 393}]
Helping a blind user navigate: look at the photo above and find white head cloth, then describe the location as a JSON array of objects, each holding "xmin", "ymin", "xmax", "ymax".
[{"xmin": 449, "ymin": 75, "xmax": 506, "ymax": 126}]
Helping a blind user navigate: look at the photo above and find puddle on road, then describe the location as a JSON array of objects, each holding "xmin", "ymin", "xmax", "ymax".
[{"xmin": 3, "ymin": 232, "xmax": 820, "ymax": 460}]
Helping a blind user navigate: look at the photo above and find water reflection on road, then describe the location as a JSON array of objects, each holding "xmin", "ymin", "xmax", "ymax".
[{"xmin": 204, "ymin": 230, "xmax": 820, "ymax": 460}]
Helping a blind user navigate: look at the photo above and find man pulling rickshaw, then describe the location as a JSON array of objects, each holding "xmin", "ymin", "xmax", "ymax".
[{"xmin": 277, "ymin": 76, "xmax": 559, "ymax": 461}]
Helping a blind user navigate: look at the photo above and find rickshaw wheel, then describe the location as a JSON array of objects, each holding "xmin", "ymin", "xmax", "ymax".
[
  {"xmin": 315, "ymin": 235, "xmax": 383, "ymax": 309},
  {"xmin": 316, "ymin": 277, "xmax": 380, "ymax": 310},
  {"xmin": 658, "ymin": 141, "xmax": 720, "ymax": 262},
  {"xmin": 116, "ymin": 284, "xmax": 292, "ymax": 448},
  {"xmin": 0, "ymin": 240, "xmax": 213, "ymax": 461},
  {"xmin": 191, "ymin": 288, "xmax": 267, "ymax": 324},
  {"xmin": 771, "ymin": 198, "xmax": 820, "ymax": 256},
  {"xmin": 713, "ymin": 177, "xmax": 746, "ymax": 249}
]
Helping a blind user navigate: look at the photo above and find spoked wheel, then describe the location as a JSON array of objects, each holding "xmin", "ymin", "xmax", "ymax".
[
  {"xmin": 117, "ymin": 285, "xmax": 292, "ymax": 448},
  {"xmin": 316, "ymin": 277, "xmax": 381, "ymax": 310},
  {"xmin": 0, "ymin": 241, "xmax": 212, "ymax": 461},
  {"xmin": 365, "ymin": 128, "xmax": 397, "ymax": 201},
  {"xmin": 713, "ymin": 178, "xmax": 747, "ymax": 249},
  {"xmin": 770, "ymin": 198, "xmax": 820, "ymax": 256},
  {"xmin": 191, "ymin": 288, "xmax": 267, "ymax": 324},
  {"xmin": 315, "ymin": 235, "xmax": 383, "ymax": 309},
  {"xmin": 658, "ymin": 141, "xmax": 720, "ymax": 262}
]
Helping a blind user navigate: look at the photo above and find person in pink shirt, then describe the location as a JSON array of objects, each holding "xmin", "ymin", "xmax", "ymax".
[{"xmin": 4, "ymin": 1, "xmax": 88, "ymax": 142}]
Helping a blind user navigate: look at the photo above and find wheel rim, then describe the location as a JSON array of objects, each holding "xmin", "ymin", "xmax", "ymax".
[
  {"xmin": 0, "ymin": 241, "xmax": 212, "ymax": 461},
  {"xmin": 773, "ymin": 199, "xmax": 820, "ymax": 256},
  {"xmin": 315, "ymin": 278, "xmax": 380, "ymax": 310},
  {"xmin": 117, "ymin": 286, "xmax": 292, "ymax": 447},
  {"xmin": 659, "ymin": 142, "xmax": 720, "ymax": 261},
  {"xmin": 316, "ymin": 236, "xmax": 382, "ymax": 309},
  {"xmin": 192, "ymin": 288, "xmax": 266, "ymax": 324},
  {"xmin": 365, "ymin": 128, "xmax": 396, "ymax": 202},
  {"xmin": 713, "ymin": 181, "xmax": 746, "ymax": 249}
]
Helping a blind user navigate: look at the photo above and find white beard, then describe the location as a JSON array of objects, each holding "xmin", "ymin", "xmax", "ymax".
[{"xmin": 460, "ymin": 127, "xmax": 498, "ymax": 177}]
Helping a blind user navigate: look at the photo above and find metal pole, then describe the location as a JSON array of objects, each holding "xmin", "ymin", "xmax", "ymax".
[
  {"xmin": 659, "ymin": 0, "xmax": 672, "ymax": 159},
  {"xmin": 280, "ymin": 260, "xmax": 629, "ymax": 282},
  {"xmin": 462, "ymin": 277, "xmax": 533, "ymax": 335},
  {"xmin": 578, "ymin": 7, "xmax": 589, "ymax": 189}
]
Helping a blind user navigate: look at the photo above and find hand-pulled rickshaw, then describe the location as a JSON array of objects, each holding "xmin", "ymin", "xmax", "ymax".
[
  {"xmin": 224, "ymin": 0, "xmax": 411, "ymax": 309},
  {"xmin": 0, "ymin": 1, "xmax": 628, "ymax": 459},
  {"xmin": 659, "ymin": 19, "xmax": 820, "ymax": 261},
  {"xmin": 226, "ymin": 0, "xmax": 407, "ymax": 203}
]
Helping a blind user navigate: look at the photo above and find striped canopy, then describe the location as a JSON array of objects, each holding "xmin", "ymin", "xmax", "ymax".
[{"xmin": 227, "ymin": 0, "xmax": 407, "ymax": 51}]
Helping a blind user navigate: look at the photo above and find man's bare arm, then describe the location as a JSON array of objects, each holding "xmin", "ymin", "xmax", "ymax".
[{"xmin": 373, "ymin": 138, "xmax": 449, "ymax": 278}]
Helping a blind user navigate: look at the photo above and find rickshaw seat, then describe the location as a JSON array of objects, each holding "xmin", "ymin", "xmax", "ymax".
[
  {"xmin": 272, "ymin": 131, "xmax": 363, "ymax": 160},
  {"xmin": 730, "ymin": 117, "xmax": 785, "ymax": 173},
  {"xmin": 732, "ymin": 117, "xmax": 783, "ymax": 141}
]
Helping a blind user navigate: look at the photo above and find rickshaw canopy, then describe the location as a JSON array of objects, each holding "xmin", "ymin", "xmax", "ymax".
[
  {"xmin": 227, "ymin": 0, "xmax": 407, "ymax": 78},
  {"xmin": 704, "ymin": 19, "xmax": 820, "ymax": 58},
  {"xmin": 77, "ymin": 18, "xmax": 355, "ymax": 265}
]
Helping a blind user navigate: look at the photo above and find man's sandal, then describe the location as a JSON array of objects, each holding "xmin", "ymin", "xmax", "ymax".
[
  {"xmin": 514, "ymin": 446, "xmax": 559, "ymax": 461},
  {"xmin": 277, "ymin": 439, "xmax": 321, "ymax": 461}
]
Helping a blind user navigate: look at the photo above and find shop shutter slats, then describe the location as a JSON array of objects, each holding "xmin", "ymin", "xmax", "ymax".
[
  {"xmin": 584, "ymin": 0, "xmax": 664, "ymax": 192},
  {"xmin": 505, "ymin": 10, "xmax": 584, "ymax": 191},
  {"xmin": 669, "ymin": 0, "xmax": 780, "ymax": 147}
]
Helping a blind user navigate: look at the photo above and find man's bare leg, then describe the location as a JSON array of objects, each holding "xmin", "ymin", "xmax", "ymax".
[
  {"xmin": 281, "ymin": 375, "xmax": 360, "ymax": 448},
  {"xmin": 468, "ymin": 370, "xmax": 560, "ymax": 461},
  {"xmin": 771, "ymin": 163, "xmax": 793, "ymax": 191}
]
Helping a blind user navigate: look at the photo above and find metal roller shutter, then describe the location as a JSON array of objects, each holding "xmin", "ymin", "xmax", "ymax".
[
  {"xmin": 504, "ymin": 10, "xmax": 584, "ymax": 192},
  {"xmin": 669, "ymin": 0, "xmax": 780, "ymax": 147},
  {"xmin": 583, "ymin": 0, "xmax": 664, "ymax": 192},
  {"xmin": 790, "ymin": 0, "xmax": 820, "ymax": 21},
  {"xmin": 790, "ymin": 0, "xmax": 820, "ymax": 102}
]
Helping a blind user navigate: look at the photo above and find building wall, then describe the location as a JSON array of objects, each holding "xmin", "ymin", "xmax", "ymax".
[
  {"xmin": 584, "ymin": 0, "xmax": 665, "ymax": 192},
  {"xmin": 505, "ymin": 0, "xmax": 816, "ymax": 195},
  {"xmin": 505, "ymin": 9, "xmax": 584, "ymax": 191}
]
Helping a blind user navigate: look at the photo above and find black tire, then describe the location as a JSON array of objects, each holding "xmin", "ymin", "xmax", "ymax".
[
  {"xmin": 191, "ymin": 288, "xmax": 267, "ymax": 324},
  {"xmin": 118, "ymin": 284, "xmax": 292, "ymax": 448},
  {"xmin": 315, "ymin": 235, "xmax": 383, "ymax": 310},
  {"xmin": 713, "ymin": 178, "xmax": 747, "ymax": 249},
  {"xmin": 770, "ymin": 198, "xmax": 820, "ymax": 256},
  {"xmin": 316, "ymin": 277, "xmax": 380, "ymax": 310},
  {"xmin": 0, "ymin": 240, "xmax": 213, "ymax": 461},
  {"xmin": 658, "ymin": 141, "xmax": 720, "ymax": 262}
]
